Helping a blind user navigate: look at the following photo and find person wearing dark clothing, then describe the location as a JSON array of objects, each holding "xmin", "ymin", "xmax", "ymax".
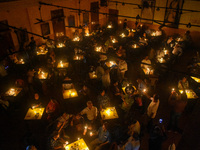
[{"xmin": 149, "ymin": 124, "xmax": 167, "ymax": 150}]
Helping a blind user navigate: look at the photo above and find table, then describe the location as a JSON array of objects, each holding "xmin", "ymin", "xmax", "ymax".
[
  {"xmin": 179, "ymin": 89, "xmax": 198, "ymax": 99},
  {"xmin": 38, "ymin": 72, "xmax": 48, "ymax": 80},
  {"xmin": 191, "ymin": 76, "xmax": 200, "ymax": 83},
  {"xmin": 122, "ymin": 86, "xmax": 136, "ymax": 95},
  {"xmin": 57, "ymin": 62, "xmax": 69, "ymax": 69},
  {"xmin": 5, "ymin": 88, "xmax": 22, "ymax": 97},
  {"xmin": 89, "ymin": 72, "xmax": 97, "ymax": 79},
  {"xmin": 24, "ymin": 108, "xmax": 45, "ymax": 120},
  {"xmin": 105, "ymin": 61, "xmax": 117, "ymax": 68},
  {"xmin": 100, "ymin": 107, "xmax": 119, "ymax": 120},
  {"xmin": 63, "ymin": 89, "xmax": 78, "ymax": 99},
  {"xmin": 65, "ymin": 138, "xmax": 89, "ymax": 150}
]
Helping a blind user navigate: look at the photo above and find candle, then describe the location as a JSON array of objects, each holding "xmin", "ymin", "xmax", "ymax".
[
  {"xmin": 85, "ymin": 33, "xmax": 90, "ymax": 36},
  {"xmin": 90, "ymin": 132, "xmax": 93, "ymax": 136},
  {"xmin": 164, "ymin": 50, "xmax": 168, "ymax": 55},
  {"xmin": 133, "ymin": 44, "xmax": 137, "ymax": 48},
  {"xmin": 71, "ymin": 92, "xmax": 76, "ymax": 97},
  {"xmin": 106, "ymin": 109, "xmax": 111, "ymax": 116},
  {"xmin": 160, "ymin": 58, "xmax": 164, "ymax": 63},
  {"xmin": 107, "ymin": 24, "xmax": 112, "ymax": 28},
  {"xmin": 65, "ymin": 141, "xmax": 69, "ymax": 145},
  {"xmin": 143, "ymin": 89, "xmax": 147, "ymax": 93},
  {"xmin": 120, "ymin": 33, "xmax": 126, "ymax": 38},
  {"xmin": 172, "ymin": 88, "xmax": 175, "ymax": 91},
  {"xmin": 78, "ymin": 137, "xmax": 80, "ymax": 140}
]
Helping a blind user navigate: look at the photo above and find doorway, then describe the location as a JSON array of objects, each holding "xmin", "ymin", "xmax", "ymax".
[
  {"xmin": 108, "ymin": 9, "xmax": 118, "ymax": 28},
  {"xmin": 90, "ymin": 2, "xmax": 99, "ymax": 30}
]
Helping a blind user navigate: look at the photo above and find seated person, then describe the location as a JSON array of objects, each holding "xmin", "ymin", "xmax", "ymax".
[
  {"xmin": 46, "ymin": 99, "xmax": 59, "ymax": 120},
  {"xmin": 139, "ymin": 37, "xmax": 148, "ymax": 45},
  {"xmin": 130, "ymin": 94, "xmax": 145, "ymax": 115},
  {"xmin": 70, "ymin": 113, "xmax": 84, "ymax": 132},
  {"xmin": 118, "ymin": 58, "xmax": 128, "ymax": 82},
  {"xmin": 31, "ymin": 93, "xmax": 42, "ymax": 109},
  {"xmin": 141, "ymin": 56, "xmax": 151, "ymax": 69},
  {"xmin": 80, "ymin": 101, "xmax": 97, "ymax": 123},
  {"xmin": 172, "ymin": 44, "xmax": 183, "ymax": 56},
  {"xmin": 97, "ymin": 89, "xmax": 110, "ymax": 111},
  {"xmin": 116, "ymin": 46, "xmax": 126, "ymax": 58},
  {"xmin": 90, "ymin": 122, "xmax": 111, "ymax": 150},
  {"xmin": 57, "ymin": 113, "xmax": 72, "ymax": 128},
  {"xmin": 178, "ymin": 77, "xmax": 189, "ymax": 89},
  {"xmin": 121, "ymin": 133, "xmax": 140, "ymax": 150},
  {"xmin": 79, "ymin": 85, "xmax": 90, "ymax": 96},
  {"xmin": 47, "ymin": 131, "xmax": 65, "ymax": 150},
  {"xmin": 111, "ymin": 80, "xmax": 123, "ymax": 105},
  {"xmin": 128, "ymin": 120, "xmax": 141, "ymax": 136}
]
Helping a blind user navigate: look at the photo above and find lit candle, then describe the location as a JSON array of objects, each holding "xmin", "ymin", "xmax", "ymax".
[
  {"xmin": 133, "ymin": 44, "xmax": 137, "ymax": 48},
  {"xmin": 106, "ymin": 109, "xmax": 111, "ymax": 116},
  {"xmin": 90, "ymin": 132, "xmax": 93, "ymax": 136},
  {"xmin": 65, "ymin": 141, "xmax": 69, "ymax": 145},
  {"xmin": 143, "ymin": 89, "xmax": 147, "ymax": 93},
  {"xmin": 85, "ymin": 33, "xmax": 90, "ymax": 36},
  {"xmin": 180, "ymin": 90, "xmax": 183, "ymax": 94},
  {"xmin": 71, "ymin": 92, "xmax": 75, "ymax": 97},
  {"xmin": 107, "ymin": 24, "xmax": 112, "ymax": 28},
  {"xmin": 164, "ymin": 50, "xmax": 167, "ymax": 55},
  {"xmin": 160, "ymin": 58, "xmax": 164, "ymax": 63},
  {"xmin": 78, "ymin": 137, "xmax": 80, "ymax": 140},
  {"xmin": 172, "ymin": 88, "xmax": 175, "ymax": 91},
  {"xmin": 120, "ymin": 33, "xmax": 126, "ymax": 38}
]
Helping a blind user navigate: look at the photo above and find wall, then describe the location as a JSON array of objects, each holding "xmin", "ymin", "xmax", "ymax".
[{"xmin": 1, "ymin": 0, "xmax": 200, "ymax": 49}]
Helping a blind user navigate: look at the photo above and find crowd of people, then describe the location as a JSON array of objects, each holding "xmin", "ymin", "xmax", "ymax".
[{"xmin": 0, "ymin": 20, "xmax": 198, "ymax": 150}]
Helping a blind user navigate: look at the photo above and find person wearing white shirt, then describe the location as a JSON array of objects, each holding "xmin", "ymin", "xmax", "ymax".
[
  {"xmin": 141, "ymin": 56, "xmax": 151, "ymax": 69},
  {"xmin": 147, "ymin": 94, "xmax": 160, "ymax": 119},
  {"xmin": 80, "ymin": 101, "xmax": 97, "ymax": 122},
  {"xmin": 118, "ymin": 58, "xmax": 128, "ymax": 81},
  {"xmin": 147, "ymin": 94, "xmax": 160, "ymax": 131}
]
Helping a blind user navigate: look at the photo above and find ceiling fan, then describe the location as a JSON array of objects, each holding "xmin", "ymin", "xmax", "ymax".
[{"xmin": 34, "ymin": 5, "xmax": 52, "ymax": 24}]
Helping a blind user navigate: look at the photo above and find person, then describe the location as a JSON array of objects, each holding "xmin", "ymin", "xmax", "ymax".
[
  {"xmin": 46, "ymin": 99, "xmax": 60, "ymax": 120},
  {"xmin": 149, "ymin": 124, "xmax": 167, "ymax": 150},
  {"xmin": 172, "ymin": 44, "xmax": 183, "ymax": 57},
  {"xmin": 123, "ymin": 19, "xmax": 128, "ymax": 29},
  {"xmin": 116, "ymin": 46, "xmax": 126, "ymax": 58},
  {"xmin": 168, "ymin": 91, "xmax": 187, "ymax": 133},
  {"xmin": 111, "ymin": 80, "xmax": 123, "ymax": 105},
  {"xmin": 102, "ymin": 68, "xmax": 111, "ymax": 89},
  {"xmin": 90, "ymin": 122, "xmax": 111, "ymax": 150},
  {"xmin": 178, "ymin": 77, "xmax": 189, "ymax": 89},
  {"xmin": 47, "ymin": 131, "xmax": 65, "ymax": 150},
  {"xmin": 118, "ymin": 58, "xmax": 128, "ymax": 82},
  {"xmin": 141, "ymin": 56, "xmax": 151, "ymax": 69},
  {"xmin": 147, "ymin": 94, "xmax": 160, "ymax": 131},
  {"xmin": 127, "ymin": 120, "xmax": 141, "ymax": 136},
  {"xmin": 97, "ymin": 89, "xmax": 110, "ymax": 110},
  {"xmin": 136, "ymin": 78, "xmax": 147, "ymax": 93},
  {"xmin": 121, "ymin": 133, "xmax": 140, "ymax": 150},
  {"xmin": 31, "ymin": 93, "xmax": 42, "ymax": 108},
  {"xmin": 80, "ymin": 101, "xmax": 98, "ymax": 123},
  {"xmin": 70, "ymin": 113, "xmax": 84, "ymax": 132},
  {"xmin": 96, "ymin": 62, "xmax": 105, "ymax": 81},
  {"xmin": 57, "ymin": 113, "xmax": 72, "ymax": 127}
]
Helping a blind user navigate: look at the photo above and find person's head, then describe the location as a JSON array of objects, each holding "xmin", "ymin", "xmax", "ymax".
[
  {"xmin": 31, "ymin": 37, "xmax": 34, "ymax": 41},
  {"xmin": 153, "ymin": 94, "xmax": 159, "ymax": 102},
  {"xmin": 182, "ymin": 77, "xmax": 187, "ymax": 82},
  {"xmin": 185, "ymin": 30, "xmax": 190, "ymax": 35},
  {"xmin": 34, "ymin": 93, "xmax": 39, "ymax": 100},
  {"xmin": 83, "ymin": 85, "xmax": 88, "ymax": 91},
  {"xmin": 75, "ymin": 113, "xmax": 81, "ymax": 119},
  {"xmin": 102, "ymin": 122, "xmax": 109, "ymax": 131},
  {"xmin": 113, "ymin": 80, "xmax": 118, "ymax": 86},
  {"xmin": 136, "ymin": 78, "xmax": 142, "ymax": 83},
  {"xmin": 87, "ymin": 101, "xmax": 93, "ymax": 109},
  {"xmin": 119, "ymin": 46, "xmax": 123, "ymax": 49},
  {"xmin": 124, "ymin": 19, "xmax": 127, "ymax": 22}
]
